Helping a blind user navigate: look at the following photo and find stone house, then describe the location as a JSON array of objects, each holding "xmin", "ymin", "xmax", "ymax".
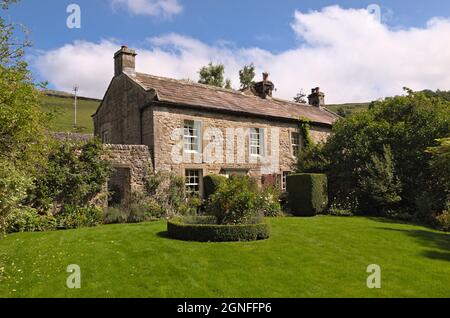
[{"xmin": 93, "ymin": 46, "xmax": 339, "ymax": 199}]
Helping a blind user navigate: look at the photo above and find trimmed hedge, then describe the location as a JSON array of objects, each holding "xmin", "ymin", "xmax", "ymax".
[
  {"xmin": 287, "ymin": 173, "xmax": 328, "ymax": 216},
  {"xmin": 167, "ymin": 217, "xmax": 270, "ymax": 242},
  {"xmin": 203, "ymin": 174, "xmax": 228, "ymax": 199}
]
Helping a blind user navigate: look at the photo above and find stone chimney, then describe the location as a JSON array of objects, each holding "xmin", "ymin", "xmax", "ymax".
[
  {"xmin": 308, "ymin": 87, "xmax": 325, "ymax": 108},
  {"xmin": 250, "ymin": 72, "xmax": 275, "ymax": 99},
  {"xmin": 114, "ymin": 46, "xmax": 137, "ymax": 76}
]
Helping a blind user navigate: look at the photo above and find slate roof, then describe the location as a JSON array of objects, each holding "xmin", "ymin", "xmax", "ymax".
[{"xmin": 128, "ymin": 72, "xmax": 339, "ymax": 126}]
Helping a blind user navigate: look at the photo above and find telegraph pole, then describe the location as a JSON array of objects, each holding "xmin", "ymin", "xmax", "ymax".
[{"xmin": 73, "ymin": 85, "xmax": 79, "ymax": 130}]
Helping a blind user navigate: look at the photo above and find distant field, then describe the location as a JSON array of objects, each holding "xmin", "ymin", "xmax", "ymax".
[
  {"xmin": 326, "ymin": 102, "xmax": 370, "ymax": 117},
  {"xmin": 40, "ymin": 93, "xmax": 100, "ymax": 133}
]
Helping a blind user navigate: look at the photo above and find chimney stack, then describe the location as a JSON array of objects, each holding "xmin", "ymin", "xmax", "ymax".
[
  {"xmin": 308, "ymin": 87, "xmax": 325, "ymax": 108},
  {"xmin": 250, "ymin": 72, "xmax": 275, "ymax": 99},
  {"xmin": 114, "ymin": 46, "xmax": 137, "ymax": 76}
]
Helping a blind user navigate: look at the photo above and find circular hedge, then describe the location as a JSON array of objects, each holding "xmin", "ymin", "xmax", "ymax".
[{"xmin": 167, "ymin": 217, "xmax": 270, "ymax": 242}]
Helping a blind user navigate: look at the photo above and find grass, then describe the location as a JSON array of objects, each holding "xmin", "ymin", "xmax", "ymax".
[
  {"xmin": 40, "ymin": 94, "xmax": 100, "ymax": 133},
  {"xmin": 0, "ymin": 216, "xmax": 448, "ymax": 298}
]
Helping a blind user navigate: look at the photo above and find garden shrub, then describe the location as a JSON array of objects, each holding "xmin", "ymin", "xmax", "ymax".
[
  {"xmin": 258, "ymin": 185, "xmax": 283, "ymax": 217},
  {"xmin": 56, "ymin": 205, "xmax": 103, "ymax": 229},
  {"xmin": 327, "ymin": 204, "xmax": 354, "ymax": 217},
  {"xmin": 434, "ymin": 211, "xmax": 450, "ymax": 232},
  {"xmin": 287, "ymin": 173, "xmax": 328, "ymax": 216},
  {"xmin": 144, "ymin": 171, "xmax": 188, "ymax": 217},
  {"xmin": 207, "ymin": 176, "xmax": 260, "ymax": 224},
  {"xmin": 6, "ymin": 207, "xmax": 56, "ymax": 233},
  {"xmin": 203, "ymin": 174, "xmax": 227, "ymax": 199},
  {"xmin": 104, "ymin": 207, "xmax": 128, "ymax": 224},
  {"xmin": 167, "ymin": 216, "xmax": 270, "ymax": 242},
  {"xmin": 28, "ymin": 139, "xmax": 112, "ymax": 213}
]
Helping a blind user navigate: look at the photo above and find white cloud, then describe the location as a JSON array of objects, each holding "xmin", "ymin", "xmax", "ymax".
[
  {"xmin": 110, "ymin": 0, "xmax": 182, "ymax": 17},
  {"xmin": 34, "ymin": 6, "xmax": 450, "ymax": 103}
]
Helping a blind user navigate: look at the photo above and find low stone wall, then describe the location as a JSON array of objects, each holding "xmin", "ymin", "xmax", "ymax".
[{"xmin": 103, "ymin": 144, "xmax": 153, "ymax": 195}]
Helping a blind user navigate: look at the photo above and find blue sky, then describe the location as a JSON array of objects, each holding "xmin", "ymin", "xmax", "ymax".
[{"xmin": 4, "ymin": 0, "xmax": 450, "ymax": 102}]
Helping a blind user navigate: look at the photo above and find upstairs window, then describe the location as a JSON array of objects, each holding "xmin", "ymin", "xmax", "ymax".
[
  {"xmin": 250, "ymin": 128, "xmax": 265, "ymax": 156},
  {"xmin": 291, "ymin": 131, "xmax": 300, "ymax": 157},
  {"xmin": 183, "ymin": 120, "xmax": 202, "ymax": 153}
]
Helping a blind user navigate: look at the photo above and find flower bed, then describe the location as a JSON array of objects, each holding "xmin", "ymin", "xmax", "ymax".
[{"xmin": 167, "ymin": 216, "xmax": 270, "ymax": 242}]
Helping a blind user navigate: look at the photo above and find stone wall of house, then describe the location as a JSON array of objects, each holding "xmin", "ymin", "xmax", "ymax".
[
  {"xmin": 93, "ymin": 74, "xmax": 154, "ymax": 145},
  {"xmin": 102, "ymin": 145, "xmax": 153, "ymax": 202},
  {"xmin": 145, "ymin": 105, "xmax": 331, "ymax": 182}
]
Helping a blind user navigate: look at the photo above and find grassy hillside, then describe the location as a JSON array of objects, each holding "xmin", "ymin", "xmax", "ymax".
[
  {"xmin": 40, "ymin": 92, "xmax": 100, "ymax": 133},
  {"xmin": 326, "ymin": 102, "xmax": 370, "ymax": 117}
]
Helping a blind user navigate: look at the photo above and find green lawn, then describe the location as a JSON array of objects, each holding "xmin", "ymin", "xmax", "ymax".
[
  {"xmin": 40, "ymin": 94, "xmax": 99, "ymax": 133},
  {"xmin": 0, "ymin": 216, "xmax": 448, "ymax": 298}
]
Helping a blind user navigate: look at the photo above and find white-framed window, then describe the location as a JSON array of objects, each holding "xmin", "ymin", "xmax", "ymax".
[
  {"xmin": 282, "ymin": 171, "xmax": 291, "ymax": 191},
  {"xmin": 185, "ymin": 169, "xmax": 202, "ymax": 194},
  {"xmin": 291, "ymin": 131, "xmax": 300, "ymax": 157},
  {"xmin": 183, "ymin": 120, "xmax": 202, "ymax": 153},
  {"xmin": 250, "ymin": 128, "xmax": 264, "ymax": 156}
]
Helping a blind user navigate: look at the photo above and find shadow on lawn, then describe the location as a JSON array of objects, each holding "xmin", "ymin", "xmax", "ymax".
[{"xmin": 377, "ymin": 227, "xmax": 450, "ymax": 262}]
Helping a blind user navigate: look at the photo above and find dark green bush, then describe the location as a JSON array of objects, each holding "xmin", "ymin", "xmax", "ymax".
[
  {"xmin": 167, "ymin": 216, "xmax": 270, "ymax": 242},
  {"xmin": 203, "ymin": 174, "xmax": 227, "ymax": 199},
  {"xmin": 56, "ymin": 205, "xmax": 103, "ymax": 229},
  {"xmin": 287, "ymin": 173, "xmax": 328, "ymax": 216},
  {"xmin": 207, "ymin": 176, "xmax": 260, "ymax": 224}
]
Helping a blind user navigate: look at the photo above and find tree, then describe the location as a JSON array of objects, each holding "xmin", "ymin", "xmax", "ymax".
[
  {"xmin": 293, "ymin": 90, "xmax": 307, "ymax": 104},
  {"xmin": 357, "ymin": 145, "xmax": 401, "ymax": 214},
  {"xmin": 239, "ymin": 63, "xmax": 255, "ymax": 89},
  {"xmin": 0, "ymin": 0, "xmax": 51, "ymax": 235},
  {"xmin": 298, "ymin": 89, "xmax": 450, "ymax": 220},
  {"xmin": 198, "ymin": 62, "xmax": 232, "ymax": 89}
]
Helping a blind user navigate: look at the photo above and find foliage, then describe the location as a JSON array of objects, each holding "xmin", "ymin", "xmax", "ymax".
[
  {"xmin": 207, "ymin": 176, "xmax": 260, "ymax": 225},
  {"xmin": 28, "ymin": 139, "xmax": 112, "ymax": 212},
  {"xmin": 297, "ymin": 142, "xmax": 329, "ymax": 173},
  {"xmin": 55, "ymin": 205, "xmax": 103, "ymax": 229},
  {"xmin": 434, "ymin": 209, "xmax": 450, "ymax": 232},
  {"xmin": 0, "ymin": 161, "xmax": 32, "ymax": 236},
  {"xmin": 327, "ymin": 203, "xmax": 354, "ymax": 217},
  {"xmin": 286, "ymin": 173, "xmax": 328, "ymax": 216},
  {"xmin": 238, "ymin": 63, "xmax": 255, "ymax": 89},
  {"xmin": 293, "ymin": 90, "xmax": 307, "ymax": 104},
  {"xmin": 420, "ymin": 89, "xmax": 450, "ymax": 102},
  {"xmin": 5, "ymin": 207, "xmax": 56, "ymax": 233},
  {"xmin": 198, "ymin": 62, "xmax": 232, "ymax": 89},
  {"xmin": 357, "ymin": 145, "xmax": 402, "ymax": 214},
  {"xmin": 0, "ymin": 1, "xmax": 52, "ymax": 234},
  {"xmin": 167, "ymin": 216, "xmax": 269, "ymax": 242},
  {"xmin": 258, "ymin": 185, "xmax": 283, "ymax": 217},
  {"xmin": 104, "ymin": 207, "xmax": 128, "ymax": 224},
  {"xmin": 298, "ymin": 119, "xmax": 314, "ymax": 150},
  {"xmin": 203, "ymin": 174, "xmax": 227, "ymax": 199},
  {"xmin": 300, "ymin": 90, "xmax": 450, "ymax": 220},
  {"xmin": 144, "ymin": 171, "xmax": 192, "ymax": 217}
]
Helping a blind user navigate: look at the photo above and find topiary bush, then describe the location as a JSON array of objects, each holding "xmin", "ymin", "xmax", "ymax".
[
  {"xmin": 287, "ymin": 173, "xmax": 328, "ymax": 216},
  {"xmin": 167, "ymin": 216, "xmax": 270, "ymax": 242},
  {"xmin": 203, "ymin": 174, "xmax": 228, "ymax": 199}
]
